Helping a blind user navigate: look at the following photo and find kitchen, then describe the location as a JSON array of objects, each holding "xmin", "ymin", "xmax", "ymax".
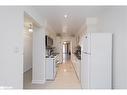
[
  {"xmin": 44, "ymin": 27, "xmax": 112, "ymax": 89},
  {"xmin": 0, "ymin": 6, "xmax": 126, "ymax": 90},
  {"xmin": 44, "ymin": 32, "xmax": 82, "ymax": 88},
  {"xmin": 23, "ymin": 7, "xmax": 112, "ymax": 89}
]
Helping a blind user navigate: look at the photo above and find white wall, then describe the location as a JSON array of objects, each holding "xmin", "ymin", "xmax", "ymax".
[
  {"xmin": 23, "ymin": 29, "xmax": 32, "ymax": 72},
  {"xmin": 0, "ymin": 6, "xmax": 45, "ymax": 89},
  {"xmin": 23, "ymin": 7, "xmax": 44, "ymax": 26},
  {"xmin": 0, "ymin": 7, "xmax": 24, "ymax": 89},
  {"xmin": 24, "ymin": 7, "xmax": 46, "ymax": 85},
  {"xmin": 32, "ymin": 27, "xmax": 45, "ymax": 84},
  {"xmin": 98, "ymin": 7, "xmax": 127, "ymax": 89}
]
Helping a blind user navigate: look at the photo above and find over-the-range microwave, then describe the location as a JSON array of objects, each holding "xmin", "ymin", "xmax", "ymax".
[{"xmin": 45, "ymin": 35, "xmax": 53, "ymax": 47}]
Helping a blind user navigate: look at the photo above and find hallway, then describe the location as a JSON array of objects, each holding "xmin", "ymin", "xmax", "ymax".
[{"xmin": 24, "ymin": 60, "xmax": 81, "ymax": 89}]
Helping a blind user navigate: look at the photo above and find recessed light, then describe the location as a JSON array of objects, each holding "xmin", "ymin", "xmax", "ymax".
[
  {"xmin": 64, "ymin": 14, "xmax": 68, "ymax": 18},
  {"xmin": 63, "ymin": 42, "xmax": 66, "ymax": 44}
]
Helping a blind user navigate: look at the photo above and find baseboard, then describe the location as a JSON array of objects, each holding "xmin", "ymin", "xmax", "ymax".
[
  {"xmin": 32, "ymin": 80, "xmax": 45, "ymax": 84},
  {"xmin": 71, "ymin": 61, "xmax": 80, "ymax": 80}
]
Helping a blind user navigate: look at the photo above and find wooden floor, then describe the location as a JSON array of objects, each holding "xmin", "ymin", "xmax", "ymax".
[{"xmin": 23, "ymin": 60, "xmax": 81, "ymax": 89}]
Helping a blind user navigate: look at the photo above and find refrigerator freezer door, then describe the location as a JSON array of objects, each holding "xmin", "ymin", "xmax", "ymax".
[
  {"xmin": 81, "ymin": 33, "xmax": 91, "ymax": 89},
  {"xmin": 81, "ymin": 33, "xmax": 91, "ymax": 53}
]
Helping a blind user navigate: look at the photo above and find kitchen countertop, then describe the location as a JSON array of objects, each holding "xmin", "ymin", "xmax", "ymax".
[
  {"xmin": 45, "ymin": 53, "xmax": 59, "ymax": 58},
  {"xmin": 45, "ymin": 55, "xmax": 57, "ymax": 59}
]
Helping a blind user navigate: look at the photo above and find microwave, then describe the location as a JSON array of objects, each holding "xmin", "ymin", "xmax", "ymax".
[{"xmin": 45, "ymin": 35, "xmax": 53, "ymax": 47}]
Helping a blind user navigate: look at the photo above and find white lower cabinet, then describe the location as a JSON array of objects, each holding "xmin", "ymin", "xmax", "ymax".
[
  {"xmin": 71, "ymin": 54, "xmax": 81, "ymax": 80},
  {"xmin": 45, "ymin": 58, "xmax": 56, "ymax": 80}
]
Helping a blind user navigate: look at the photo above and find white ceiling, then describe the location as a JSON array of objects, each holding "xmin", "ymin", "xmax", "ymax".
[{"xmin": 34, "ymin": 6, "xmax": 106, "ymax": 36}]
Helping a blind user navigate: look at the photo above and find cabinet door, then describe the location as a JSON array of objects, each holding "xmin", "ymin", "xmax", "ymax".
[{"xmin": 45, "ymin": 59, "xmax": 54, "ymax": 80}]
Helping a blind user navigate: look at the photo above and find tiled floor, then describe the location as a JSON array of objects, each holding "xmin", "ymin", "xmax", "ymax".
[{"xmin": 23, "ymin": 60, "xmax": 81, "ymax": 89}]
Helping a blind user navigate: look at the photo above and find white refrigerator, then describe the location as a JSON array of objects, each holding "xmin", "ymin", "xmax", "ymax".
[{"xmin": 81, "ymin": 33, "xmax": 112, "ymax": 89}]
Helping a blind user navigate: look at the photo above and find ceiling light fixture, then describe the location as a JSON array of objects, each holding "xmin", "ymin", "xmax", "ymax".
[
  {"xmin": 63, "ymin": 42, "xmax": 66, "ymax": 44},
  {"xmin": 28, "ymin": 24, "xmax": 33, "ymax": 32}
]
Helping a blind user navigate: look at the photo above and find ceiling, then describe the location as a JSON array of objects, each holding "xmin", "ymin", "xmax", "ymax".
[{"xmin": 34, "ymin": 6, "xmax": 106, "ymax": 36}]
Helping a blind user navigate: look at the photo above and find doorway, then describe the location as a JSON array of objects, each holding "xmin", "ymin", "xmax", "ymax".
[
  {"xmin": 23, "ymin": 13, "xmax": 34, "ymax": 88},
  {"xmin": 62, "ymin": 41, "xmax": 71, "ymax": 63},
  {"xmin": 23, "ymin": 12, "xmax": 45, "ymax": 89}
]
